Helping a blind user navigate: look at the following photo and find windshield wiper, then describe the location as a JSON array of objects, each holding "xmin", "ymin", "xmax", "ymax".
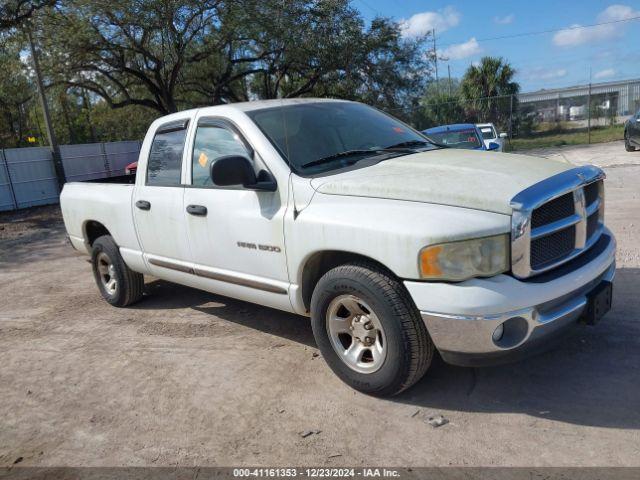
[
  {"xmin": 301, "ymin": 149, "xmax": 388, "ymax": 169},
  {"xmin": 418, "ymin": 137, "xmax": 450, "ymax": 149},
  {"xmin": 384, "ymin": 140, "xmax": 432, "ymax": 150}
]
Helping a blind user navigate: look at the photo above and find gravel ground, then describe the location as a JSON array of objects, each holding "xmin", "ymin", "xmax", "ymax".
[{"xmin": 0, "ymin": 141, "xmax": 639, "ymax": 467}]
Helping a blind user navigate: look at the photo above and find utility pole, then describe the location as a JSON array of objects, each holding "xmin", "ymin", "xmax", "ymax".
[
  {"xmin": 447, "ymin": 64, "xmax": 452, "ymax": 96},
  {"xmin": 27, "ymin": 26, "xmax": 65, "ymax": 190},
  {"xmin": 587, "ymin": 67, "xmax": 592, "ymax": 145},
  {"xmin": 432, "ymin": 29, "xmax": 439, "ymax": 92}
]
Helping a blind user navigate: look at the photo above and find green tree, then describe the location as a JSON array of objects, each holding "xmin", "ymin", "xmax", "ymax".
[
  {"xmin": 460, "ymin": 56, "xmax": 519, "ymax": 129},
  {"xmin": 3, "ymin": 0, "xmax": 435, "ymax": 145},
  {"xmin": 39, "ymin": 0, "xmax": 433, "ymax": 114},
  {"xmin": 0, "ymin": 36, "xmax": 37, "ymax": 147},
  {"xmin": 416, "ymin": 78, "xmax": 465, "ymax": 129},
  {"xmin": 324, "ymin": 17, "xmax": 433, "ymax": 119},
  {"xmin": 0, "ymin": 0, "xmax": 56, "ymax": 30},
  {"xmin": 40, "ymin": 0, "xmax": 228, "ymax": 114},
  {"xmin": 89, "ymin": 101, "xmax": 159, "ymax": 142}
]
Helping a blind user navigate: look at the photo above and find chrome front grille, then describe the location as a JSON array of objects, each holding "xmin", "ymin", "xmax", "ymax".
[
  {"xmin": 530, "ymin": 226, "xmax": 576, "ymax": 269},
  {"xmin": 584, "ymin": 181, "xmax": 600, "ymax": 206},
  {"xmin": 530, "ymin": 192, "xmax": 575, "ymax": 228},
  {"xmin": 510, "ymin": 166, "xmax": 605, "ymax": 279}
]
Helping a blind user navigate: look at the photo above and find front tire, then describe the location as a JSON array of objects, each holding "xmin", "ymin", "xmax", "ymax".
[
  {"xmin": 91, "ymin": 235, "xmax": 144, "ymax": 307},
  {"xmin": 310, "ymin": 262, "xmax": 434, "ymax": 396},
  {"xmin": 625, "ymin": 130, "xmax": 636, "ymax": 152}
]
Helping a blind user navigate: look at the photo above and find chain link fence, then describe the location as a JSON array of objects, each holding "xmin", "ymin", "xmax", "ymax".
[
  {"xmin": 395, "ymin": 79, "xmax": 640, "ymax": 150},
  {"xmin": 3, "ymin": 80, "xmax": 639, "ymax": 212}
]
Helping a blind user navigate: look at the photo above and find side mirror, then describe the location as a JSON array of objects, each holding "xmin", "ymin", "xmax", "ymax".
[
  {"xmin": 488, "ymin": 142, "xmax": 501, "ymax": 151},
  {"xmin": 210, "ymin": 155, "xmax": 276, "ymax": 191},
  {"xmin": 499, "ymin": 132, "xmax": 508, "ymax": 138}
]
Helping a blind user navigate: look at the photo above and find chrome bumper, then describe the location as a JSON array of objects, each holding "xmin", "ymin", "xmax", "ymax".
[{"xmin": 421, "ymin": 260, "xmax": 615, "ymax": 367}]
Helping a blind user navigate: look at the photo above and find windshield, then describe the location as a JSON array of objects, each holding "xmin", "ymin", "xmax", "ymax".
[
  {"xmin": 247, "ymin": 102, "xmax": 435, "ymax": 175},
  {"xmin": 479, "ymin": 126, "xmax": 496, "ymax": 140},
  {"xmin": 426, "ymin": 128, "xmax": 482, "ymax": 150}
]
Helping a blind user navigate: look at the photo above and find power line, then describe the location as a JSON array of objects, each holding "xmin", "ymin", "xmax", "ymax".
[
  {"xmin": 351, "ymin": 2, "xmax": 640, "ymax": 50},
  {"xmin": 354, "ymin": 0, "xmax": 378, "ymax": 15},
  {"xmin": 438, "ymin": 15, "xmax": 640, "ymax": 48}
]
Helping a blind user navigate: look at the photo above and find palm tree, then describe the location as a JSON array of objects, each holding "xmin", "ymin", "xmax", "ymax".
[{"xmin": 460, "ymin": 56, "xmax": 519, "ymax": 129}]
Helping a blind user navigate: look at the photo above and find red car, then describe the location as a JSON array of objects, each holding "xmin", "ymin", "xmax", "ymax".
[{"xmin": 125, "ymin": 161, "xmax": 137, "ymax": 175}]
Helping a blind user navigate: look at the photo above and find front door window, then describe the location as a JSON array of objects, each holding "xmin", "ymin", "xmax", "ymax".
[{"xmin": 192, "ymin": 125, "xmax": 252, "ymax": 187}]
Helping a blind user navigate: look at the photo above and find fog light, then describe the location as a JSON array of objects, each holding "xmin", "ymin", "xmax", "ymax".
[{"xmin": 492, "ymin": 323, "xmax": 504, "ymax": 342}]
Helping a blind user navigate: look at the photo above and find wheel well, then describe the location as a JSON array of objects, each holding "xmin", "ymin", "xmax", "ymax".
[
  {"xmin": 84, "ymin": 221, "xmax": 111, "ymax": 246},
  {"xmin": 300, "ymin": 251, "xmax": 396, "ymax": 312}
]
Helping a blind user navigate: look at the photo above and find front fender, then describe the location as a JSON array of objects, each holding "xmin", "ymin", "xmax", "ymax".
[{"xmin": 285, "ymin": 193, "xmax": 511, "ymax": 285}]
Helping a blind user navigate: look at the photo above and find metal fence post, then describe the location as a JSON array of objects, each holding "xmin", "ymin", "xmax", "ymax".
[
  {"xmin": 0, "ymin": 149, "xmax": 19, "ymax": 211},
  {"xmin": 100, "ymin": 142, "xmax": 111, "ymax": 177},
  {"xmin": 509, "ymin": 94, "xmax": 514, "ymax": 143},
  {"xmin": 587, "ymin": 73, "xmax": 592, "ymax": 144}
]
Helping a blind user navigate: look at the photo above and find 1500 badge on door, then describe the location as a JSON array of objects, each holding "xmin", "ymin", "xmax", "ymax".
[{"xmin": 237, "ymin": 241, "xmax": 281, "ymax": 253}]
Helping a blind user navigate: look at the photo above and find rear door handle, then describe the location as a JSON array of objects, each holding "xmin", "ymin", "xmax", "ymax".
[
  {"xmin": 135, "ymin": 200, "xmax": 151, "ymax": 211},
  {"xmin": 186, "ymin": 204, "xmax": 207, "ymax": 216}
]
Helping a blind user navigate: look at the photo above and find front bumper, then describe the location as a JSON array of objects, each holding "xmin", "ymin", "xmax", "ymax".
[{"xmin": 404, "ymin": 229, "xmax": 616, "ymax": 367}]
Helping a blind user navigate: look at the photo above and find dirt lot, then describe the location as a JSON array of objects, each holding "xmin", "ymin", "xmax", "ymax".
[{"xmin": 1, "ymin": 141, "xmax": 639, "ymax": 467}]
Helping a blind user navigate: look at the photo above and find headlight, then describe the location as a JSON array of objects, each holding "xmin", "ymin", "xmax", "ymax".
[{"xmin": 419, "ymin": 234, "xmax": 509, "ymax": 281}]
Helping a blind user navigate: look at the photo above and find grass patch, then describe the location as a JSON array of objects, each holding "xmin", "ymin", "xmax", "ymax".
[{"xmin": 507, "ymin": 124, "xmax": 624, "ymax": 151}]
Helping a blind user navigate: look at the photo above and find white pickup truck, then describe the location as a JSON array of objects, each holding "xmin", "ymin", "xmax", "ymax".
[{"xmin": 61, "ymin": 99, "xmax": 615, "ymax": 396}]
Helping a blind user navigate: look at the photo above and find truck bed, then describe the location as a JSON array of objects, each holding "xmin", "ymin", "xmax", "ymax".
[
  {"xmin": 85, "ymin": 174, "xmax": 136, "ymax": 184},
  {"xmin": 60, "ymin": 180, "xmax": 141, "ymax": 255}
]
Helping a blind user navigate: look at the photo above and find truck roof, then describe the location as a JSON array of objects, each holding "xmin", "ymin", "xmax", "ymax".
[
  {"xmin": 149, "ymin": 98, "xmax": 353, "ymax": 128},
  {"xmin": 167, "ymin": 98, "xmax": 350, "ymax": 118},
  {"xmin": 231, "ymin": 97, "xmax": 349, "ymax": 112},
  {"xmin": 423, "ymin": 123, "xmax": 478, "ymax": 134}
]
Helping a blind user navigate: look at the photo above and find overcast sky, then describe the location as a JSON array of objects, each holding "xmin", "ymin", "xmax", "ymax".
[{"xmin": 352, "ymin": 0, "xmax": 640, "ymax": 92}]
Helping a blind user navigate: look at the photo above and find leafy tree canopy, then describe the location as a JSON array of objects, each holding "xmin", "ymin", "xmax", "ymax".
[
  {"xmin": 0, "ymin": 0, "xmax": 56, "ymax": 29},
  {"xmin": 0, "ymin": 0, "xmax": 440, "ymax": 146}
]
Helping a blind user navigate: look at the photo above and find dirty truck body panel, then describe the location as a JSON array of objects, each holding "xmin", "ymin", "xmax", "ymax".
[{"xmin": 61, "ymin": 99, "xmax": 616, "ymax": 381}]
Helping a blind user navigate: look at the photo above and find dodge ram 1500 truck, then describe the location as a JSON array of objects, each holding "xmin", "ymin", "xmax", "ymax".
[{"xmin": 61, "ymin": 99, "xmax": 615, "ymax": 396}]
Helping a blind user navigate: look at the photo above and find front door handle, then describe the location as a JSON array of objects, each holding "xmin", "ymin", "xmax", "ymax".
[
  {"xmin": 136, "ymin": 200, "xmax": 151, "ymax": 211},
  {"xmin": 186, "ymin": 204, "xmax": 207, "ymax": 216}
]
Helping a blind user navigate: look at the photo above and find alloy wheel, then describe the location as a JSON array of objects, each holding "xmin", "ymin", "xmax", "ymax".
[{"xmin": 326, "ymin": 294, "xmax": 387, "ymax": 373}]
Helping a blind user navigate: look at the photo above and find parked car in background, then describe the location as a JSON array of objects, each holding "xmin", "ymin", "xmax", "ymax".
[
  {"xmin": 624, "ymin": 109, "xmax": 640, "ymax": 152},
  {"xmin": 125, "ymin": 161, "xmax": 138, "ymax": 175},
  {"xmin": 422, "ymin": 123, "xmax": 500, "ymax": 151},
  {"xmin": 476, "ymin": 123, "xmax": 508, "ymax": 151}
]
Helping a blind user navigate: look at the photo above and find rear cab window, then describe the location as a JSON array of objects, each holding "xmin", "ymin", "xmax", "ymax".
[
  {"xmin": 146, "ymin": 120, "xmax": 189, "ymax": 186},
  {"xmin": 480, "ymin": 127, "xmax": 496, "ymax": 140}
]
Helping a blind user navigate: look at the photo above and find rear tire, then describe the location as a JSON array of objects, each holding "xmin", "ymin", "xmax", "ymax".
[
  {"xmin": 310, "ymin": 261, "xmax": 433, "ymax": 397},
  {"xmin": 91, "ymin": 235, "xmax": 144, "ymax": 307},
  {"xmin": 625, "ymin": 130, "xmax": 636, "ymax": 152}
]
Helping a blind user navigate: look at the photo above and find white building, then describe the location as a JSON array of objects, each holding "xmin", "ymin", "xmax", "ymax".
[{"xmin": 518, "ymin": 78, "xmax": 640, "ymax": 119}]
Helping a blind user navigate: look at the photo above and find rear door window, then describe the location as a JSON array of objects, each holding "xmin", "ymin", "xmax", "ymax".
[{"xmin": 147, "ymin": 121, "xmax": 189, "ymax": 186}]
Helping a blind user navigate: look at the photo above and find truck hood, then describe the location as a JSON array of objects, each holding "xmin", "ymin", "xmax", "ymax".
[{"xmin": 310, "ymin": 149, "xmax": 572, "ymax": 215}]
